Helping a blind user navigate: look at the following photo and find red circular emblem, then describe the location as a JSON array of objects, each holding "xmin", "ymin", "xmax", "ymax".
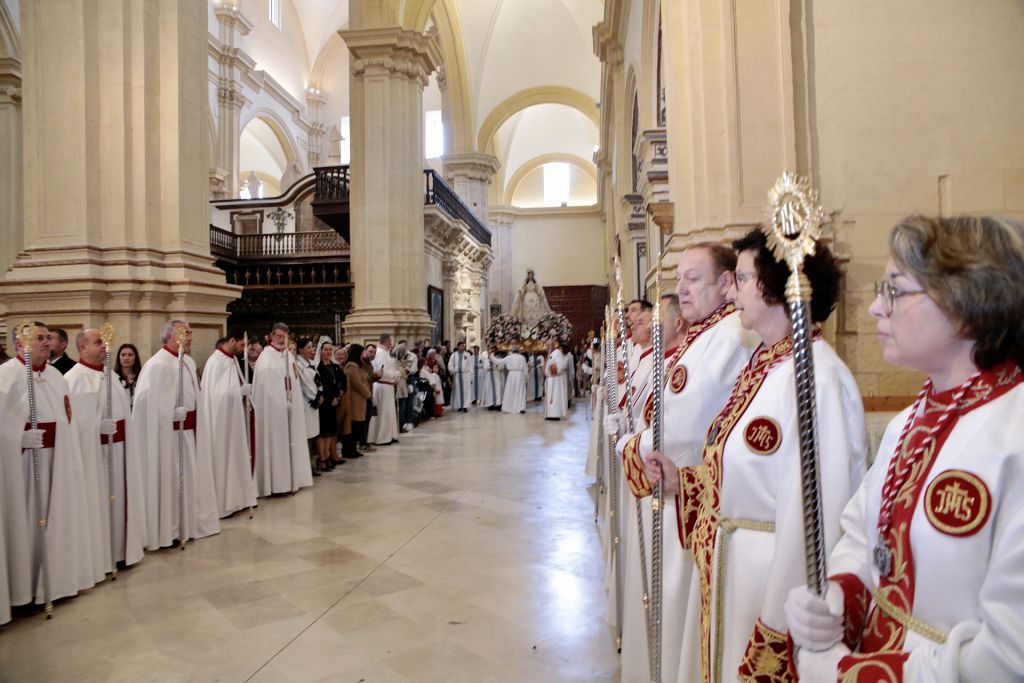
[
  {"xmin": 743, "ymin": 416, "xmax": 781, "ymax": 455},
  {"xmin": 669, "ymin": 364, "xmax": 688, "ymax": 394},
  {"xmin": 924, "ymin": 470, "xmax": 991, "ymax": 537},
  {"xmin": 616, "ymin": 361, "xmax": 625, "ymax": 385},
  {"xmin": 643, "ymin": 394, "xmax": 654, "ymax": 426}
]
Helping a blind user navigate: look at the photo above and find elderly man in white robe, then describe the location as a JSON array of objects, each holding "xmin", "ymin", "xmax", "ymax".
[
  {"xmin": 367, "ymin": 334, "xmax": 401, "ymax": 445},
  {"xmin": 610, "ymin": 245, "xmax": 757, "ymax": 683},
  {"xmin": 134, "ymin": 320, "xmax": 220, "ymax": 549},
  {"xmin": 252, "ymin": 322, "xmax": 313, "ymax": 496},
  {"xmin": 543, "ymin": 340, "xmax": 570, "ymax": 420},
  {"xmin": 0, "ymin": 322, "xmax": 96, "ymax": 612},
  {"xmin": 199, "ymin": 327, "xmax": 257, "ymax": 518},
  {"xmin": 447, "ymin": 341, "xmax": 474, "ymax": 412},
  {"xmin": 499, "ymin": 346, "xmax": 528, "ymax": 414},
  {"xmin": 66, "ymin": 328, "xmax": 147, "ymax": 576}
]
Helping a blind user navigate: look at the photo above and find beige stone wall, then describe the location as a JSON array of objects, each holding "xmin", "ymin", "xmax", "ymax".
[{"xmin": 508, "ymin": 208, "xmax": 607, "ymax": 287}]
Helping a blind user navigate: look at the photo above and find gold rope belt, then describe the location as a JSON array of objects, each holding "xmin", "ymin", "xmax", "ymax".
[
  {"xmin": 712, "ymin": 517, "xmax": 776, "ymax": 683},
  {"xmin": 870, "ymin": 586, "xmax": 947, "ymax": 644}
]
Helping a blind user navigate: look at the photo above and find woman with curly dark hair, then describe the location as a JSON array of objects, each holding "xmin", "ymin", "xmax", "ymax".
[
  {"xmin": 645, "ymin": 226, "xmax": 868, "ymax": 682},
  {"xmin": 114, "ymin": 342, "xmax": 142, "ymax": 404},
  {"xmin": 788, "ymin": 215, "xmax": 1024, "ymax": 680}
]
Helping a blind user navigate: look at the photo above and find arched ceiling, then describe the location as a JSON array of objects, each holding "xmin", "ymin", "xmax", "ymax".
[{"xmin": 243, "ymin": 0, "xmax": 603, "ymax": 200}]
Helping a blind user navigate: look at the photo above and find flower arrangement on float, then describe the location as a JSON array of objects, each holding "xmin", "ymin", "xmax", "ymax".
[
  {"xmin": 530, "ymin": 312, "xmax": 573, "ymax": 346},
  {"xmin": 486, "ymin": 314, "xmax": 523, "ymax": 351}
]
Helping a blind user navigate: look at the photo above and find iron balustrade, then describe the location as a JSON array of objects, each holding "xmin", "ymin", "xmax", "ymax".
[{"xmin": 423, "ymin": 169, "xmax": 491, "ymax": 246}]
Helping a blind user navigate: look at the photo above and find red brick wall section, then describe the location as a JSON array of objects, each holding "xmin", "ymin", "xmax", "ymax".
[{"xmin": 543, "ymin": 285, "xmax": 610, "ymax": 348}]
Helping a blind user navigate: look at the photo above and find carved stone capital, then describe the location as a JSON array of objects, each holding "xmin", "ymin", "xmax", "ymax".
[
  {"xmin": 442, "ymin": 153, "xmax": 501, "ymax": 184},
  {"xmin": 342, "ymin": 26, "xmax": 441, "ymax": 90},
  {"xmin": 217, "ymin": 83, "xmax": 248, "ymax": 111}
]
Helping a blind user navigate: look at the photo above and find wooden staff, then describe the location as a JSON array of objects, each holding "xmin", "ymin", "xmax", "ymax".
[
  {"xmin": 17, "ymin": 321, "xmax": 53, "ymax": 618},
  {"xmin": 99, "ymin": 322, "xmax": 118, "ymax": 578},
  {"xmin": 764, "ymin": 172, "xmax": 828, "ymax": 594}
]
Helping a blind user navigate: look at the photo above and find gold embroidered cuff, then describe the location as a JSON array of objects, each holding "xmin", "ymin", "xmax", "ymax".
[
  {"xmin": 737, "ymin": 618, "xmax": 794, "ymax": 683},
  {"xmin": 622, "ymin": 432, "xmax": 652, "ymax": 498}
]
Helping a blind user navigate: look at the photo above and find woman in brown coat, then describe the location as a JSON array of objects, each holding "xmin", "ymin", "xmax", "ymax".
[{"xmin": 338, "ymin": 343, "xmax": 371, "ymax": 459}]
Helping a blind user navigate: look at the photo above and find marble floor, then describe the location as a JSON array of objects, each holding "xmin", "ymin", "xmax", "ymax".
[{"xmin": 0, "ymin": 402, "xmax": 619, "ymax": 682}]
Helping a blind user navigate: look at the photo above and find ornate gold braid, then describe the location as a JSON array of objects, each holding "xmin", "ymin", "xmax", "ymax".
[
  {"xmin": 869, "ymin": 585, "xmax": 947, "ymax": 645},
  {"xmin": 712, "ymin": 517, "xmax": 776, "ymax": 683}
]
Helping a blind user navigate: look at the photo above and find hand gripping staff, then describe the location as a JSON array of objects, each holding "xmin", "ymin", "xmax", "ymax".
[
  {"xmin": 100, "ymin": 322, "xmax": 118, "ymax": 578},
  {"xmin": 174, "ymin": 325, "xmax": 188, "ymax": 550},
  {"xmin": 647, "ymin": 243, "xmax": 666, "ymax": 683},
  {"xmin": 614, "ymin": 256, "xmax": 653, "ymax": 658},
  {"xmin": 17, "ymin": 322, "xmax": 53, "ymax": 618},
  {"xmin": 602, "ymin": 306, "xmax": 624, "ymax": 651},
  {"xmin": 764, "ymin": 172, "xmax": 828, "ymax": 595}
]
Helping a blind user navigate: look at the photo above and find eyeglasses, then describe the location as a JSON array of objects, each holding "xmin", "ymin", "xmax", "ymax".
[{"xmin": 874, "ymin": 281, "xmax": 926, "ymax": 316}]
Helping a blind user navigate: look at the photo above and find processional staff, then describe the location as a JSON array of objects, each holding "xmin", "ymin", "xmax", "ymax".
[
  {"xmin": 99, "ymin": 322, "xmax": 118, "ymax": 579},
  {"xmin": 285, "ymin": 332, "xmax": 296, "ymax": 494},
  {"xmin": 243, "ymin": 331, "xmax": 255, "ymax": 519},
  {"xmin": 174, "ymin": 325, "xmax": 188, "ymax": 550},
  {"xmin": 613, "ymin": 256, "xmax": 654, "ymax": 656},
  {"xmin": 647, "ymin": 243, "xmax": 667, "ymax": 683},
  {"xmin": 17, "ymin": 321, "xmax": 53, "ymax": 618},
  {"xmin": 764, "ymin": 172, "xmax": 829, "ymax": 594},
  {"xmin": 602, "ymin": 305, "xmax": 624, "ymax": 651}
]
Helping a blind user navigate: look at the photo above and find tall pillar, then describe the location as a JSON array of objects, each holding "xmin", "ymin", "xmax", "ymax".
[
  {"xmin": 442, "ymin": 257, "xmax": 459, "ymax": 343},
  {"xmin": 0, "ymin": 41, "xmax": 21, "ymax": 285},
  {"xmin": 213, "ymin": 2, "xmax": 252, "ymax": 199},
  {"xmin": 340, "ymin": 24, "xmax": 440, "ymax": 343},
  {"xmin": 487, "ymin": 205, "xmax": 517, "ymax": 314},
  {"xmin": 305, "ymin": 89, "xmax": 327, "ymax": 169},
  {"xmin": 442, "ymin": 153, "xmax": 500, "ymax": 223},
  {"xmin": 0, "ymin": 0, "xmax": 239, "ymax": 363}
]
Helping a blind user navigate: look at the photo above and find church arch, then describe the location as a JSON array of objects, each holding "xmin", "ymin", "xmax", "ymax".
[
  {"xmin": 429, "ymin": 0, "xmax": 473, "ymax": 154},
  {"xmin": 504, "ymin": 153, "xmax": 598, "ymax": 205},
  {"xmin": 477, "ymin": 86, "xmax": 599, "ymax": 154},
  {"xmin": 239, "ymin": 108, "xmax": 301, "ymax": 167}
]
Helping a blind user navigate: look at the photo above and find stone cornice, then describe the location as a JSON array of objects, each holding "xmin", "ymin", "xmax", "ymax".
[
  {"xmin": 592, "ymin": 21, "xmax": 623, "ymax": 66},
  {"xmin": 442, "ymin": 153, "xmax": 501, "ymax": 183},
  {"xmin": 488, "ymin": 205, "xmax": 518, "ymax": 226},
  {"xmin": 341, "ymin": 26, "xmax": 441, "ymax": 88},
  {"xmin": 214, "ymin": 4, "xmax": 253, "ymax": 38}
]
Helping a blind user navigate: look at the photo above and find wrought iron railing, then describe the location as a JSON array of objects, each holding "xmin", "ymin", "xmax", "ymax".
[
  {"xmin": 423, "ymin": 169, "xmax": 491, "ymax": 246},
  {"xmin": 314, "ymin": 165, "xmax": 350, "ymax": 200},
  {"xmin": 210, "ymin": 226, "xmax": 347, "ymax": 260}
]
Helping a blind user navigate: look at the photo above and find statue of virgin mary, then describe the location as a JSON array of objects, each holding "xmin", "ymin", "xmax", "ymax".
[{"xmin": 510, "ymin": 269, "xmax": 552, "ymax": 329}]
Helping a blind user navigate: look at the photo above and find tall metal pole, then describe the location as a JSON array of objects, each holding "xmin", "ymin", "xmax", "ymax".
[
  {"xmin": 603, "ymin": 307, "xmax": 624, "ymax": 650},
  {"xmin": 613, "ymin": 257, "xmax": 653, "ymax": 653},
  {"xmin": 285, "ymin": 333, "xmax": 296, "ymax": 494},
  {"xmin": 99, "ymin": 322, "xmax": 118, "ymax": 578},
  {"xmin": 243, "ymin": 331, "xmax": 255, "ymax": 519},
  {"xmin": 174, "ymin": 326, "xmax": 188, "ymax": 550},
  {"xmin": 765, "ymin": 172, "xmax": 828, "ymax": 594},
  {"xmin": 17, "ymin": 322, "xmax": 53, "ymax": 618},
  {"xmin": 648, "ymin": 245, "xmax": 666, "ymax": 683}
]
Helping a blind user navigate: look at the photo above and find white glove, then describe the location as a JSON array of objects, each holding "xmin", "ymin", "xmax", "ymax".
[
  {"xmin": 797, "ymin": 643, "xmax": 849, "ymax": 681},
  {"xmin": 21, "ymin": 429, "xmax": 45, "ymax": 450},
  {"xmin": 239, "ymin": 383, "xmax": 252, "ymax": 398},
  {"xmin": 100, "ymin": 419, "xmax": 118, "ymax": 436},
  {"xmin": 603, "ymin": 413, "xmax": 621, "ymax": 436},
  {"xmin": 785, "ymin": 583, "xmax": 845, "ymax": 651},
  {"xmin": 173, "ymin": 406, "xmax": 188, "ymax": 423}
]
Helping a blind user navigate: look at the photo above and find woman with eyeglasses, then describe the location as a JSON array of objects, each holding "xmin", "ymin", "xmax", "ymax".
[
  {"xmin": 644, "ymin": 226, "xmax": 868, "ymax": 683},
  {"xmin": 786, "ymin": 215, "xmax": 1024, "ymax": 681}
]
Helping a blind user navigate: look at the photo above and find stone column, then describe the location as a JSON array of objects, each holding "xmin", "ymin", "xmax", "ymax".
[
  {"xmin": 340, "ymin": 25, "xmax": 440, "ymax": 343},
  {"xmin": 213, "ymin": 3, "xmax": 252, "ymax": 198},
  {"xmin": 487, "ymin": 205, "xmax": 517, "ymax": 314},
  {"xmin": 305, "ymin": 88, "xmax": 327, "ymax": 169},
  {"xmin": 442, "ymin": 153, "xmax": 500, "ymax": 224},
  {"xmin": 0, "ymin": 0, "xmax": 239, "ymax": 363},
  {"xmin": 0, "ymin": 49, "xmax": 21, "ymax": 285},
  {"xmin": 442, "ymin": 257, "xmax": 459, "ymax": 343}
]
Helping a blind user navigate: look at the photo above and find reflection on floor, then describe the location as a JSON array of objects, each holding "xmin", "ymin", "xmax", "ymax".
[{"xmin": 0, "ymin": 402, "xmax": 619, "ymax": 682}]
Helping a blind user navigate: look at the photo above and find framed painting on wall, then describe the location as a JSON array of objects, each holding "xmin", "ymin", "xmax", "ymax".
[{"xmin": 428, "ymin": 285, "xmax": 444, "ymax": 346}]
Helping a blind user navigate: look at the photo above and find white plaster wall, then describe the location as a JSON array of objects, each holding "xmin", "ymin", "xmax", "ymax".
[
  {"xmin": 510, "ymin": 165, "xmax": 597, "ymax": 208},
  {"xmin": 508, "ymin": 209, "xmax": 605, "ymax": 286},
  {"xmin": 238, "ymin": 0, "xmax": 309, "ymax": 101}
]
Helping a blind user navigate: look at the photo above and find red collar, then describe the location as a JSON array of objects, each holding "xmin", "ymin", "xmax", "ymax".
[
  {"xmin": 78, "ymin": 359, "xmax": 104, "ymax": 372},
  {"xmin": 16, "ymin": 356, "xmax": 48, "ymax": 373},
  {"xmin": 637, "ymin": 346, "xmax": 654, "ymax": 361},
  {"xmin": 663, "ymin": 345, "xmax": 679, "ymax": 360},
  {"xmin": 162, "ymin": 345, "xmax": 179, "ymax": 356},
  {"xmin": 269, "ymin": 344, "xmax": 285, "ymax": 353},
  {"xmin": 217, "ymin": 346, "xmax": 234, "ymax": 359}
]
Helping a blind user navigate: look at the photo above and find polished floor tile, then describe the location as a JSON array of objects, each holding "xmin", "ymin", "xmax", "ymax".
[{"xmin": 0, "ymin": 402, "xmax": 619, "ymax": 682}]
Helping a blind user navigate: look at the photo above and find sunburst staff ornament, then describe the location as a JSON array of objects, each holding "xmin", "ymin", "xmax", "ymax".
[
  {"xmin": 99, "ymin": 322, "xmax": 119, "ymax": 579},
  {"xmin": 762, "ymin": 172, "xmax": 829, "ymax": 595}
]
